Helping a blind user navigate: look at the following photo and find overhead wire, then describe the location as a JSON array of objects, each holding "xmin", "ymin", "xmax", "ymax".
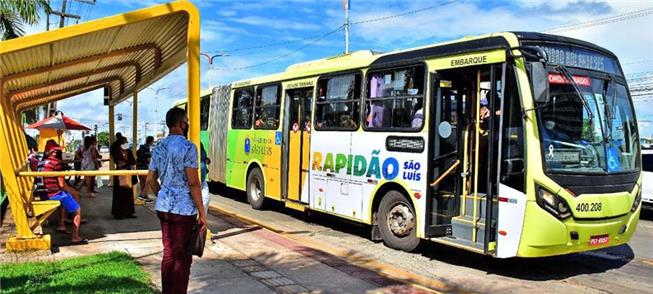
[
  {"xmin": 220, "ymin": 0, "xmax": 460, "ymax": 70},
  {"xmin": 545, "ymin": 7, "xmax": 653, "ymax": 33},
  {"xmin": 213, "ymin": 25, "xmax": 346, "ymax": 54},
  {"xmin": 350, "ymin": 0, "xmax": 459, "ymax": 25},
  {"xmin": 224, "ymin": 25, "xmax": 345, "ymax": 71}
]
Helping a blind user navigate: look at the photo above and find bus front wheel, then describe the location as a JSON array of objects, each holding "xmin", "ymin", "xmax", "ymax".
[
  {"xmin": 246, "ymin": 168, "xmax": 266, "ymax": 210},
  {"xmin": 378, "ymin": 190, "xmax": 420, "ymax": 252}
]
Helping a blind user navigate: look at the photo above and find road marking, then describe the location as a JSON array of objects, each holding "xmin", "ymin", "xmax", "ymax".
[
  {"xmin": 209, "ymin": 204, "xmax": 447, "ymax": 294},
  {"xmin": 643, "ymin": 259, "xmax": 653, "ymax": 267}
]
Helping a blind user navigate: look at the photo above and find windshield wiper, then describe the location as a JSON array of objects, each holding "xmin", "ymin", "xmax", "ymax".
[
  {"xmin": 603, "ymin": 77, "xmax": 614, "ymax": 142},
  {"xmin": 555, "ymin": 65, "xmax": 597, "ymax": 137}
]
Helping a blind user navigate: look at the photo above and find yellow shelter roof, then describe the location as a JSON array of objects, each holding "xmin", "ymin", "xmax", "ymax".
[
  {"xmin": 0, "ymin": 1, "xmax": 196, "ymax": 111},
  {"xmin": 0, "ymin": 1, "xmax": 201, "ymax": 250}
]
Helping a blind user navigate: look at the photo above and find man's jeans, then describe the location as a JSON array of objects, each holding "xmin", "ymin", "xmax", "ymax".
[{"xmin": 157, "ymin": 211, "xmax": 197, "ymax": 294}]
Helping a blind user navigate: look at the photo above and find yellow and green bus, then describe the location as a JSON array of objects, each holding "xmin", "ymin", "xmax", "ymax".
[
  {"xmin": 173, "ymin": 88, "xmax": 214, "ymax": 151},
  {"xmin": 182, "ymin": 32, "xmax": 642, "ymax": 258}
]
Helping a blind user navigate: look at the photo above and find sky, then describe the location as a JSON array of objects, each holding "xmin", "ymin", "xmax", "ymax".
[{"xmin": 21, "ymin": 0, "xmax": 653, "ymax": 141}]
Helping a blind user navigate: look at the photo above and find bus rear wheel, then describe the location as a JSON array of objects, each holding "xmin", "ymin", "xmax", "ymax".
[
  {"xmin": 246, "ymin": 168, "xmax": 266, "ymax": 210},
  {"xmin": 378, "ymin": 190, "xmax": 420, "ymax": 252}
]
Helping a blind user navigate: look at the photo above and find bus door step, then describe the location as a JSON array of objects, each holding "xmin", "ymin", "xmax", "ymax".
[
  {"xmin": 426, "ymin": 224, "xmax": 452, "ymax": 237},
  {"xmin": 461, "ymin": 193, "xmax": 487, "ymax": 219},
  {"xmin": 451, "ymin": 215, "xmax": 486, "ymax": 246}
]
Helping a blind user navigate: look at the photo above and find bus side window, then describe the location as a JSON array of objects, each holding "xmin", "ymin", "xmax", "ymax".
[
  {"xmin": 200, "ymin": 95, "xmax": 210, "ymax": 131},
  {"xmin": 231, "ymin": 88, "xmax": 253, "ymax": 129},
  {"xmin": 254, "ymin": 84, "xmax": 281, "ymax": 129},
  {"xmin": 315, "ymin": 73, "xmax": 361, "ymax": 130},
  {"xmin": 364, "ymin": 65, "xmax": 425, "ymax": 130}
]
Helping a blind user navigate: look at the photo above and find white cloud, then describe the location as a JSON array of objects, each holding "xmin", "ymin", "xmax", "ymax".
[
  {"xmin": 19, "ymin": 0, "xmax": 653, "ymax": 135},
  {"xmin": 218, "ymin": 10, "xmax": 237, "ymax": 17},
  {"xmin": 230, "ymin": 16, "xmax": 322, "ymax": 31}
]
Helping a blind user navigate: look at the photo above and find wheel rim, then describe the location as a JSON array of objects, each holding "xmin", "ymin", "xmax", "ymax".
[
  {"xmin": 249, "ymin": 177, "xmax": 262, "ymax": 202},
  {"xmin": 386, "ymin": 202, "xmax": 414, "ymax": 237}
]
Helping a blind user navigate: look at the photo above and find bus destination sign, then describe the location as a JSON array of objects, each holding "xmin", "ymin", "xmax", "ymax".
[{"xmin": 538, "ymin": 45, "xmax": 622, "ymax": 76}]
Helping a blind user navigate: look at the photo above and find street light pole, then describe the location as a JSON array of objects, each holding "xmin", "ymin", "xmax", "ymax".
[
  {"xmin": 146, "ymin": 87, "xmax": 168, "ymax": 137},
  {"xmin": 200, "ymin": 52, "xmax": 228, "ymax": 87}
]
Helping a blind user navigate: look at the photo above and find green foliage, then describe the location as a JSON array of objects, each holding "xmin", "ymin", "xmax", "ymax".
[
  {"xmin": 96, "ymin": 131, "xmax": 109, "ymax": 148},
  {"xmin": 0, "ymin": 0, "xmax": 51, "ymax": 40},
  {"xmin": 0, "ymin": 251, "xmax": 155, "ymax": 294}
]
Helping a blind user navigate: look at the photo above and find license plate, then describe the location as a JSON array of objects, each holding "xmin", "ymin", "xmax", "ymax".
[{"xmin": 589, "ymin": 234, "xmax": 609, "ymax": 246}]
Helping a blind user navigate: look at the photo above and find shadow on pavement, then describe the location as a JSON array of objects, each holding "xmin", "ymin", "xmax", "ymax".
[
  {"xmin": 418, "ymin": 240, "xmax": 633, "ymax": 281},
  {"xmin": 208, "ymin": 182, "xmax": 634, "ymax": 282},
  {"xmin": 44, "ymin": 182, "xmax": 161, "ymax": 249},
  {"xmin": 209, "ymin": 182, "xmax": 370, "ymax": 238}
]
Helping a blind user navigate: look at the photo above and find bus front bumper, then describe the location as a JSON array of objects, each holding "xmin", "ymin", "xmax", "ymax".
[{"xmin": 516, "ymin": 201, "xmax": 640, "ymax": 258}]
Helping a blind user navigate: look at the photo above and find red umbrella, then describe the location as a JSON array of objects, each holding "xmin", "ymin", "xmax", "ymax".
[{"xmin": 27, "ymin": 113, "xmax": 90, "ymax": 131}]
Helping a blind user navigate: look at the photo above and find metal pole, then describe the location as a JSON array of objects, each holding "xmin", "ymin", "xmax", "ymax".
[
  {"xmin": 345, "ymin": 0, "xmax": 350, "ymax": 54},
  {"xmin": 46, "ymin": 0, "xmax": 50, "ymax": 31},
  {"xmin": 200, "ymin": 53, "xmax": 228, "ymax": 88},
  {"xmin": 108, "ymin": 105, "xmax": 115, "ymax": 172},
  {"xmin": 132, "ymin": 93, "xmax": 138, "ymax": 156},
  {"xmin": 59, "ymin": 0, "xmax": 68, "ymax": 28}
]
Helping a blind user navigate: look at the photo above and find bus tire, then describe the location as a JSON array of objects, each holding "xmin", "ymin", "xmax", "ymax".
[
  {"xmin": 378, "ymin": 190, "xmax": 420, "ymax": 252},
  {"xmin": 246, "ymin": 168, "xmax": 266, "ymax": 210}
]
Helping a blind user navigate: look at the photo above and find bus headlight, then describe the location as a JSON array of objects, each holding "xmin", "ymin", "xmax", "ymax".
[
  {"xmin": 536, "ymin": 186, "xmax": 572, "ymax": 219},
  {"xmin": 632, "ymin": 189, "xmax": 642, "ymax": 212}
]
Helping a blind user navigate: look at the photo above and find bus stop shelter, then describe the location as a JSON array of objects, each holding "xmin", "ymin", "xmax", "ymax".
[{"xmin": 0, "ymin": 0, "xmax": 201, "ymax": 251}]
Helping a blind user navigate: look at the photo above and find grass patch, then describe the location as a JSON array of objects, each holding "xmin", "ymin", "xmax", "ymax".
[{"xmin": 0, "ymin": 251, "xmax": 155, "ymax": 294}]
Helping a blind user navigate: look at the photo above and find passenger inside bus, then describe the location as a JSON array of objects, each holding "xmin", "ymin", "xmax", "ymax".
[
  {"xmin": 315, "ymin": 75, "xmax": 360, "ymax": 129},
  {"xmin": 411, "ymin": 99, "xmax": 424, "ymax": 129},
  {"xmin": 366, "ymin": 66, "xmax": 424, "ymax": 129},
  {"xmin": 254, "ymin": 86, "xmax": 281, "ymax": 129}
]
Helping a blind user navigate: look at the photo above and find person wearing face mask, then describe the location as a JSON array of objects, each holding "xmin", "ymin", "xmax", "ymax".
[
  {"xmin": 146, "ymin": 107, "xmax": 207, "ymax": 294},
  {"xmin": 111, "ymin": 136, "xmax": 136, "ymax": 219},
  {"xmin": 137, "ymin": 136, "xmax": 155, "ymax": 202}
]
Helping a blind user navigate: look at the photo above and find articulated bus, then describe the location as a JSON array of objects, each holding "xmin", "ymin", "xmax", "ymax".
[
  {"xmin": 179, "ymin": 32, "xmax": 642, "ymax": 258},
  {"xmin": 172, "ymin": 88, "xmax": 214, "ymax": 151}
]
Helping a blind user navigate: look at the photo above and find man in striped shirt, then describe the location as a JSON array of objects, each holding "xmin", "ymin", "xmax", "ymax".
[{"xmin": 42, "ymin": 141, "xmax": 86, "ymax": 245}]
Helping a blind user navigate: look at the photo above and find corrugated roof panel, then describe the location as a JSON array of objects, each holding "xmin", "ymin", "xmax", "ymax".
[
  {"xmin": 51, "ymin": 27, "xmax": 120, "ymax": 65},
  {"xmin": 1, "ymin": 3, "xmax": 194, "ymax": 112}
]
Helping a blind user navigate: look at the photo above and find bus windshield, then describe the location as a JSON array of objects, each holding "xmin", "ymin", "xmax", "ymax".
[{"xmin": 536, "ymin": 71, "xmax": 639, "ymax": 174}]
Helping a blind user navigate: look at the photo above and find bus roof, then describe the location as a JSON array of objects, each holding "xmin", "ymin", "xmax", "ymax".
[
  {"xmin": 172, "ymin": 87, "xmax": 213, "ymax": 107},
  {"xmin": 230, "ymin": 31, "xmax": 619, "ymax": 88},
  {"xmin": 0, "ymin": 1, "xmax": 198, "ymax": 110},
  {"xmin": 230, "ymin": 32, "xmax": 516, "ymax": 87}
]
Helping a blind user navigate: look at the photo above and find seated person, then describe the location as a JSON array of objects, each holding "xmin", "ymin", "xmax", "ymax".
[
  {"xmin": 42, "ymin": 141, "xmax": 87, "ymax": 245},
  {"xmin": 340, "ymin": 116, "xmax": 357, "ymax": 129}
]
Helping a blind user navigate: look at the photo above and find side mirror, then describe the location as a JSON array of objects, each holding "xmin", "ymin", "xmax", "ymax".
[{"xmin": 528, "ymin": 62, "xmax": 550, "ymax": 104}]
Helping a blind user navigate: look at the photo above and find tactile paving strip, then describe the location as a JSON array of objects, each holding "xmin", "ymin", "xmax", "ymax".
[{"xmin": 227, "ymin": 258, "xmax": 313, "ymax": 294}]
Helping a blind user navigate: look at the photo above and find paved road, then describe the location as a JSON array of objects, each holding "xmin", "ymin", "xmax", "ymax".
[
  {"xmin": 34, "ymin": 182, "xmax": 427, "ymax": 294},
  {"xmin": 209, "ymin": 184, "xmax": 653, "ymax": 294}
]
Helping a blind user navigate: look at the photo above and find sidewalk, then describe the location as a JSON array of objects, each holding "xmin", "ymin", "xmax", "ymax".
[{"xmin": 1, "ymin": 179, "xmax": 431, "ymax": 294}]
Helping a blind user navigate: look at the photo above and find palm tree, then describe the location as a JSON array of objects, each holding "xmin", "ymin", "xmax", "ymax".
[{"xmin": 0, "ymin": 0, "xmax": 51, "ymax": 40}]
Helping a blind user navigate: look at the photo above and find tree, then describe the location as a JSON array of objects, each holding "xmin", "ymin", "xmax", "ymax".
[
  {"xmin": 96, "ymin": 131, "xmax": 110, "ymax": 148},
  {"xmin": 0, "ymin": 0, "xmax": 51, "ymax": 40}
]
